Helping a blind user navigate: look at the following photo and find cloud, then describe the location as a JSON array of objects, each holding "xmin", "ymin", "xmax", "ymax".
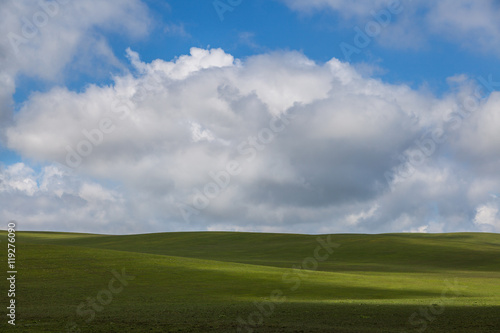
[
  {"xmin": 0, "ymin": 163, "xmax": 38, "ymax": 196},
  {"xmin": 280, "ymin": 0, "xmax": 393, "ymax": 17},
  {"xmin": 474, "ymin": 202, "xmax": 500, "ymax": 232},
  {"xmin": 238, "ymin": 32, "xmax": 261, "ymax": 50},
  {"xmin": 0, "ymin": 72, "xmax": 15, "ymax": 134},
  {"xmin": 0, "ymin": 163, "xmax": 135, "ymax": 233},
  {"xmin": 3, "ymin": 47, "xmax": 499, "ymax": 234},
  {"xmin": 163, "ymin": 22, "xmax": 190, "ymax": 38},
  {"xmin": 0, "ymin": 0, "xmax": 152, "ymax": 145},
  {"xmin": 454, "ymin": 91, "xmax": 500, "ymax": 171},
  {"xmin": 425, "ymin": 0, "xmax": 500, "ymax": 55},
  {"xmin": 280, "ymin": 0, "xmax": 500, "ymax": 56},
  {"xmin": 0, "ymin": 0, "xmax": 151, "ymax": 80}
]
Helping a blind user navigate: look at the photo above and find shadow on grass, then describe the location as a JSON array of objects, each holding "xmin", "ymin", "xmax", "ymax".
[{"xmin": 15, "ymin": 302, "xmax": 500, "ymax": 333}]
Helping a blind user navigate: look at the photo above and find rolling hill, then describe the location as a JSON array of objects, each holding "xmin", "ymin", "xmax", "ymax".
[{"xmin": 1, "ymin": 231, "xmax": 499, "ymax": 332}]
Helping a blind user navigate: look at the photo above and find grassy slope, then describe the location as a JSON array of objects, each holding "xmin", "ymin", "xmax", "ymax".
[{"xmin": 1, "ymin": 231, "xmax": 499, "ymax": 332}]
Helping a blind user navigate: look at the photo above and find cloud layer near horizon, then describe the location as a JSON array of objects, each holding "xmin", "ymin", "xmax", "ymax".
[{"xmin": 2, "ymin": 46, "xmax": 500, "ymax": 234}]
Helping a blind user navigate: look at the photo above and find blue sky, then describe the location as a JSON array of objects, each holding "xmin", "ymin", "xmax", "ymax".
[{"xmin": 1, "ymin": 0, "xmax": 500, "ymax": 234}]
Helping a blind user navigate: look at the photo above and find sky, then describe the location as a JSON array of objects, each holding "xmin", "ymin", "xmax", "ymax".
[{"xmin": 1, "ymin": 0, "xmax": 500, "ymax": 234}]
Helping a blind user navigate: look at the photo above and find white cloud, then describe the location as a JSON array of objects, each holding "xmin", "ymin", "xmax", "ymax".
[
  {"xmin": 425, "ymin": 0, "xmax": 500, "ymax": 55},
  {"xmin": 2, "ymin": 47, "xmax": 499, "ymax": 234},
  {"xmin": 0, "ymin": 163, "xmax": 38, "ymax": 196},
  {"xmin": 0, "ymin": 0, "xmax": 151, "ymax": 80},
  {"xmin": 0, "ymin": 48, "xmax": 488, "ymax": 233},
  {"xmin": 280, "ymin": 0, "xmax": 393, "ymax": 18},
  {"xmin": 474, "ymin": 203, "xmax": 500, "ymax": 232},
  {"xmin": 280, "ymin": 0, "xmax": 500, "ymax": 56},
  {"xmin": 0, "ymin": 163, "xmax": 136, "ymax": 233},
  {"xmin": 345, "ymin": 204, "xmax": 379, "ymax": 226},
  {"xmin": 6, "ymin": 1, "xmax": 499, "ymax": 234},
  {"xmin": 454, "ymin": 92, "xmax": 500, "ymax": 167},
  {"xmin": 0, "ymin": 72, "xmax": 15, "ymax": 134},
  {"xmin": 131, "ymin": 47, "xmax": 237, "ymax": 80},
  {"xmin": 189, "ymin": 122, "xmax": 216, "ymax": 143},
  {"xmin": 0, "ymin": 0, "xmax": 152, "ymax": 146},
  {"xmin": 163, "ymin": 22, "xmax": 190, "ymax": 38}
]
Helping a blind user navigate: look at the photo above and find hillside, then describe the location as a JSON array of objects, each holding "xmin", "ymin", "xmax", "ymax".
[{"xmin": 1, "ymin": 231, "xmax": 499, "ymax": 332}]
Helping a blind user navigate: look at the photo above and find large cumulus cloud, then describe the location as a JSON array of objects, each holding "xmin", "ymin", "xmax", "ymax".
[{"xmin": 2, "ymin": 46, "xmax": 500, "ymax": 233}]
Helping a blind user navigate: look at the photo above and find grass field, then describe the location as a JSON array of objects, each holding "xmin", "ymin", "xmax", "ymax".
[{"xmin": 1, "ymin": 231, "xmax": 499, "ymax": 332}]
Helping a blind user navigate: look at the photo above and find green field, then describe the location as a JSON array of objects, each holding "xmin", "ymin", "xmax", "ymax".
[{"xmin": 1, "ymin": 231, "xmax": 499, "ymax": 332}]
